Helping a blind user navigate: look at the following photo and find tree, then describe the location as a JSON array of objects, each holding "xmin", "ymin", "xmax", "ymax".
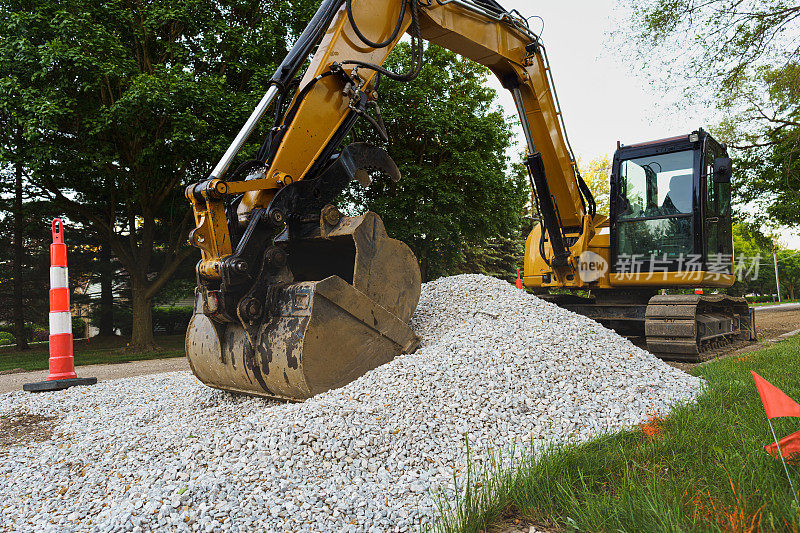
[
  {"xmin": 0, "ymin": 67, "xmax": 31, "ymax": 349},
  {"xmin": 12, "ymin": 138, "xmax": 27, "ymax": 349},
  {"xmin": 97, "ymin": 241, "xmax": 115, "ymax": 337},
  {"xmin": 621, "ymin": 1, "xmax": 800, "ymax": 227},
  {"xmin": 458, "ymin": 236, "xmax": 526, "ymax": 283},
  {"xmin": 348, "ymin": 44, "xmax": 528, "ymax": 281},
  {"xmin": 0, "ymin": 200, "xmax": 67, "ymax": 335},
  {"xmin": 0, "ymin": 0, "xmax": 317, "ymax": 348},
  {"xmin": 727, "ymin": 221, "xmax": 777, "ymax": 297},
  {"xmin": 777, "ymin": 250, "xmax": 800, "ymax": 301},
  {"xmin": 579, "ymin": 156, "xmax": 611, "ymax": 217},
  {"xmin": 736, "ymin": 119, "xmax": 800, "ymax": 227},
  {"xmin": 621, "ymin": 0, "xmax": 799, "ymax": 141}
]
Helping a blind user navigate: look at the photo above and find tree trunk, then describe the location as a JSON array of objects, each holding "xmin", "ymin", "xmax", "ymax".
[
  {"xmin": 98, "ymin": 242, "xmax": 115, "ymax": 336},
  {"xmin": 419, "ymin": 252, "xmax": 429, "ymax": 283},
  {"xmin": 13, "ymin": 152, "xmax": 29, "ymax": 350},
  {"xmin": 130, "ymin": 279, "xmax": 156, "ymax": 350}
]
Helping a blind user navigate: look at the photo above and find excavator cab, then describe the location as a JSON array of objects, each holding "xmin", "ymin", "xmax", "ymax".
[
  {"xmin": 610, "ymin": 129, "xmax": 733, "ymax": 285},
  {"xmin": 536, "ymin": 129, "xmax": 751, "ymax": 361},
  {"xmin": 591, "ymin": 129, "xmax": 750, "ymax": 359}
]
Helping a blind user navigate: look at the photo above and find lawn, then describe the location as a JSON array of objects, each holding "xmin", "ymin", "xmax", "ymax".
[
  {"xmin": 433, "ymin": 336, "xmax": 800, "ymax": 532},
  {"xmin": 752, "ymin": 300, "xmax": 800, "ymax": 307},
  {"xmin": 0, "ymin": 335, "xmax": 186, "ymax": 372}
]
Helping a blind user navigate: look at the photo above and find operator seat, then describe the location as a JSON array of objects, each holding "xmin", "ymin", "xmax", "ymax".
[{"xmin": 662, "ymin": 174, "xmax": 692, "ymax": 214}]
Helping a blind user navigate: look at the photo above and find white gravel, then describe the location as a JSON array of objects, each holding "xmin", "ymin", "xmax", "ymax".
[{"xmin": 0, "ymin": 274, "xmax": 705, "ymax": 532}]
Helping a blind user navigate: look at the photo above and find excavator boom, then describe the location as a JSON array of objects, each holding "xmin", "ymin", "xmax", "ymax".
[{"xmin": 185, "ymin": 0, "xmax": 597, "ymax": 400}]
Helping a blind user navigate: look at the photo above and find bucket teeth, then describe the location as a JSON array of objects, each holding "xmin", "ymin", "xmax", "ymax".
[{"xmin": 186, "ymin": 212, "xmax": 421, "ymax": 401}]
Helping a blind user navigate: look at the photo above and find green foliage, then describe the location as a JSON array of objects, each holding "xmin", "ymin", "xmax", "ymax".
[
  {"xmin": 620, "ymin": 1, "xmax": 800, "ymax": 228},
  {"xmin": 433, "ymin": 336, "xmax": 800, "ymax": 532},
  {"xmin": 0, "ymin": 322, "xmax": 45, "ymax": 344},
  {"xmin": 0, "ymin": 0, "xmax": 318, "ymax": 346},
  {"xmin": 153, "ymin": 278, "xmax": 195, "ymax": 306},
  {"xmin": 727, "ymin": 222, "xmax": 772, "ymax": 296},
  {"xmin": 0, "ymin": 198, "xmax": 59, "ymax": 331},
  {"xmin": 747, "ymin": 294, "xmax": 773, "ymax": 304},
  {"xmin": 89, "ymin": 303, "xmax": 128, "ymax": 336},
  {"xmin": 32, "ymin": 324, "xmax": 48, "ymax": 342},
  {"xmin": 621, "ymin": 0, "xmax": 799, "ymax": 117},
  {"xmin": 71, "ymin": 315, "xmax": 86, "ymax": 339},
  {"xmin": 152, "ymin": 306, "xmax": 193, "ymax": 336},
  {"xmin": 0, "ymin": 198, "xmax": 122, "ymax": 343},
  {"xmin": 347, "ymin": 44, "xmax": 528, "ymax": 281},
  {"xmin": 735, "ymin": 122, "xmax": 800, "ymax": 227},
  {"xmin": 728, "ymin": 221, "xmax": 800, "ymax": 300},
  {"xmin": 0, "ymin": 332, "xmax": 14, "ymax": 346},
  {"xmin": 776, "ymin": 250, "xmax": 800, "ymax": 301},
  {"xmin": 95, "ymin": 304, "xmax": 191, "ymax": 337},
  {"xmin": 458, "ymin": 236, "xmax": 525, "ymax": 284},
  {"xmin": 578, "ymin": 156, "xmax": 611, "ymax": 217}
]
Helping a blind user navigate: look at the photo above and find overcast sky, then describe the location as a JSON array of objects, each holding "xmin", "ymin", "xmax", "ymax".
[
  {"xmin": 490, "ymin": 0, "xmax": 703, "ymax": 162},
  {"xmin": 490, "ymin": 0, "xmax": 800, "ymax": 249}
]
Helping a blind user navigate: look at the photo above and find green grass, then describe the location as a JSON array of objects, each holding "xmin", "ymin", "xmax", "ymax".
[
  {"xmin": 752, "ymin": 300, "xmax": 800, "ymax": 307},
  {"xmin": 433, "ymin": 336, "xmax": 800, "ymax": 532},
  {"xmin": 0, "ymin": 335, "xmax": 185, "ymax": 372}
]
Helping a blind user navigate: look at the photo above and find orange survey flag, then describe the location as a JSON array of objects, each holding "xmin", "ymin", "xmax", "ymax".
[
  {"xmin": 751, "ymin": 371, "xmax": 800, "ymax": 419},
  {"xmin": 766, "ymin": 429, "xmax": 800, "ymax": 464}
]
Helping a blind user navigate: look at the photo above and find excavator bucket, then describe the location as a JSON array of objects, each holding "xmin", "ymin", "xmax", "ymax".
[{"xmin": 185, "ymin": 212, "xmax": 421, "ymax": 401}]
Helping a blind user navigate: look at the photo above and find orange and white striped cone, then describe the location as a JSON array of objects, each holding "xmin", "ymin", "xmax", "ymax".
[{"xmin": 23, "ymin": 219, "xmax": 97, "ymax": 392}]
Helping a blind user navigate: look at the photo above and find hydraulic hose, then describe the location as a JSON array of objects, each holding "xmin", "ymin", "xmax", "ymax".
[
  {"xmin": 346, "ymin": 0, "xmax": 407, "ymax": 49},
  {"xmin": 342, "ymin": 0, "xmax": 424, "ymax": 82}
]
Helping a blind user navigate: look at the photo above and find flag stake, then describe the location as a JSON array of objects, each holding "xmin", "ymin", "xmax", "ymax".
[{"xmin": 769, "ymin": 417, "xmax": 800, "ymax": 508}]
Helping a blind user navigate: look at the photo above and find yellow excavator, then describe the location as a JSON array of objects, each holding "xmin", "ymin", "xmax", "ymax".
[{"xmin": 184, "ymin": 0, "xmax": 754, "ymax": 401}]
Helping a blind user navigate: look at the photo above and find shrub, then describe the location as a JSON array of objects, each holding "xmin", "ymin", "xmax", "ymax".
[
  {"xmin": 0, "ymin": 323, "xmax": 48, "ymax": 343},
  {"xmin": 0, "ymin": 332, "xmax": 15, "ymax": 345},
  {"xmin": 32, "ymin": 324, "xmax": 48, "ymax": 342},
  {"xmin": 71, "ymin": 316, "xmax": 87, "ymax": 338},
  {"xmin": 152, "ymin": 306, "xmax": 193, "ymax": 335},
  {"xmin": 745, "ymin": 295, "xmax": 781, "ymax": 303},
  {"xmin": 88, "ymin": 304, "xmax": 193, "ymax": 337}
]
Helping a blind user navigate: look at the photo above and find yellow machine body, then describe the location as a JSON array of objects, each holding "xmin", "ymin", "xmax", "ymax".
[{"xmin": 184, "ymin": 0, "xmax": 752, "ymax": 400}]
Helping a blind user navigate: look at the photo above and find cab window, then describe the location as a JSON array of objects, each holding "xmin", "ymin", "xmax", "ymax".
[
  {"xmin": 619, "ymin": 151, "xmax": 694, "ymax": 220},
  {"xmin": 615, "ymin": 150, "xmax": 695, "ymax": 261}
]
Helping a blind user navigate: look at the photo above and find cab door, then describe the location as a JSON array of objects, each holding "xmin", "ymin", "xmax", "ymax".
[{"xmin": 703, "ymin": 145, "xmax": 733, "ymax": 272}]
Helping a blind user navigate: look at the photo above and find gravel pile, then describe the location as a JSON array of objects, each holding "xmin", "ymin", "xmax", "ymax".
[{"xmin": 0, "ymin": 274, "xmax": 705, "ymax": 532}]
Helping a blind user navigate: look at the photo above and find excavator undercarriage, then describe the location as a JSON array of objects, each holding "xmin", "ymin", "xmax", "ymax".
[
  {"xmin": 544, "ymin": 291, "xmax": 755, "ymax": 363},
  {"xmin": 645, "ymin": 294, "xmax": 754, "ymax": 361}
]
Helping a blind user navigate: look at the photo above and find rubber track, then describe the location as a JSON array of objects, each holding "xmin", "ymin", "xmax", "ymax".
[{"xmin": 645, "ymin": 294, "xmax": 753, "ymax": 363}]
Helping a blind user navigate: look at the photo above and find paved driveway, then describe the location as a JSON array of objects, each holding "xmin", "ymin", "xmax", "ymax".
[
  {"xmin": 754, "ymin": 302, "xmax": 800, "ymax": 312},
  {"xmin": 0, "ymin": 357, "xmax": 189, "ymax": 395}
]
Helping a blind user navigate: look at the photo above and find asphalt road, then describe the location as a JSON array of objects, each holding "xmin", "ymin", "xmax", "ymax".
[
  {"xmin": 754, "ymin": 302, "xmax": 800, "ymax": 312},
  {"xmin": 0, "ymin": 357, "xmax": 189, "ymax": 395}
]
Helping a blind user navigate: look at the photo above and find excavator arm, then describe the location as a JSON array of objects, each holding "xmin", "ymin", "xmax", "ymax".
[{"xmin": 185, "ymin": 0, "xmax": 597, "ymax": 400}]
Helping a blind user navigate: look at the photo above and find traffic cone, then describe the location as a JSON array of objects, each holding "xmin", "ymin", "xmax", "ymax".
[
  {"xmin": 23, "ymin": 219, "xmax": 97, "ymax": 392},
  {"xmin": 516, "ymin": 268, "xmax": 524, "ymax": 290}
]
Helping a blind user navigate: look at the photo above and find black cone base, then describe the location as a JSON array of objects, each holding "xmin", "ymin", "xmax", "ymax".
[{"xmin": 23, "ymin": 377, "xmax": 97, "ymax": 392}]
